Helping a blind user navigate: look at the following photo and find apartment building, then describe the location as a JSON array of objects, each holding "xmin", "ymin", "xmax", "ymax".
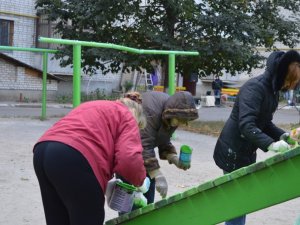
[{"xmin": 0, "ymin": 0, "xmax": 122, "ymax": 102}]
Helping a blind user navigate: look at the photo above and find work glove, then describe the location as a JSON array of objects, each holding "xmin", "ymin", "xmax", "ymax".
[
  {"xmin": 267, "ymin": 140, "xmax": 291, "ymax": 153},
  {"xmin": 280, "ymin": 132, "xmax": 297, "ymax": 145},
  {"xmin": 136, "ymin": 177, "xmax": 150, "ymax": 194},
  {"xmin": 133, "ymin": 192, "xmax": 148, "ymax": 208},
  {"xmin": 166, "ymin": 153, "xmax": 190, "ymax": 170},
  {"xmin": 149, "ymin": 169, "xmax": 168, "ymax": 198},
  {"xmin": 290, "ymin": 127, "xmax": 300, "ymax": 143}
]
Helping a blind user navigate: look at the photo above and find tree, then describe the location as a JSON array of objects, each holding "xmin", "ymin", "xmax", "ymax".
[{"xmin": 36, "ymin": 0, "xmax": 300, "ymax": 94}]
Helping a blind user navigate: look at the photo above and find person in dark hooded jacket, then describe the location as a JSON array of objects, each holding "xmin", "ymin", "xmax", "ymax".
[
  {"xmin": 124, "ymin": 91, "xmax": 199, "ymax": 204},
  {"xmin": 213, "ymin": 50, "xmax": 300, "ymax": 225}
]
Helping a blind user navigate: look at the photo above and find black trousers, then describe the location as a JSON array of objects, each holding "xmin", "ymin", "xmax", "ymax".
[{"xmin": 33, "ymin": 141, "xmax": 105, "ymax": 225}]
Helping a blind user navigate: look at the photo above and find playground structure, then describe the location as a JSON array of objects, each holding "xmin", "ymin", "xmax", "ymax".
[
  {"xmin": 38, "ymin": 37, "xmax": 199, "ymax": 107},
  {"xmin": 0, "ymin": 39, "xmax": 198, "ymax": 119},
  {"xmin": 105, "ymin": 146, "xmax": 300, "ymax": 225}
]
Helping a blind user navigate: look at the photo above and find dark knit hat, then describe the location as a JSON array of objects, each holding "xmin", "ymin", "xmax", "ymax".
[{"xmin": 162, "ymin": 91, "xmax": 199, "ymax": 121}]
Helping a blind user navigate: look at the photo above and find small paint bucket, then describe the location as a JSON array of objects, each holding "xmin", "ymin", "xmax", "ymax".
[
  {"xmin": 179, "ymin": 145, "xmax": 193, "ymax": 166},
  {"xmin": 108, "ymin": 181, "xmax": 136, "ymax": 213}
]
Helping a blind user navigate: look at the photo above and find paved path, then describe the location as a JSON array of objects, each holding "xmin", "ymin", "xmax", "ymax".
[{"xmin": 0, "ymin": 102, "xmax": 299, "ymax": 124}]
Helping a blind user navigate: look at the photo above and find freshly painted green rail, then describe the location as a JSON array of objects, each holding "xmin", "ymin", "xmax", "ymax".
[
  {"xmin": 39, "ymin": 37, "xmax": 199, "ymax": 106},
  {"xmin": 105, "ymin": 147, "xmax": 300, "ymax": 225}
]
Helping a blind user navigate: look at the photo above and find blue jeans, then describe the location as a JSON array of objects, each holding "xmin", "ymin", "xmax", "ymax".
[
  {"xmin": 223, "ymin": 170, "xmax": 246, "ymax": 225},
  {"xmin": 225, "ymin": 216, "xmax": 246, "ymax": 225},
  {"xmin": 143, "ymin": 175, "xmax": 156, "ymax": 204},
  {"xmin": 214, "ymin": 89, "xmax": 221, "ymax": 105}
]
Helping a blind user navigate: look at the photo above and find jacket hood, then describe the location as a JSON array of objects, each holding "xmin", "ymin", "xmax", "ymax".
[
  {"xmin": 265, "ymin": 50, "xmax": 300, "ymax": 91},
  {"xmin": 162, "ymin": 91, "xmax": 199, "ymax": 121}
]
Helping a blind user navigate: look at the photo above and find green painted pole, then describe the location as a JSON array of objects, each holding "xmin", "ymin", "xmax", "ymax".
[
  {"xmin": 0, "ymin": 45, "xmax": 57, "ymax": 53},
  {"xmin": 38, "ymin": 37, "xmax": 199, "ymax": 101},
  {"xmin": 168, "ymin": 54, "xmax": 176, "ymax": 95},
  {"xmin": 41, "ymin": 52, "xmax": 48, "ymax": 120},
  {"xmin": 39, "ymin": 37, "xmax": 199, "ymax": 56},
  {"xmin": 73, "ymin": 44, "xmax": 81, "ymax": 107}
]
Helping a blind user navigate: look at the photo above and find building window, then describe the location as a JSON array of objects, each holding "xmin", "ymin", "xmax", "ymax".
[
  {"xmin": 0, "ymin": 19, "xmax": 14, "ymax": 46},
  {"xmin": 36, "ymin": 13, "xmax": 59, "ymax": 49}
]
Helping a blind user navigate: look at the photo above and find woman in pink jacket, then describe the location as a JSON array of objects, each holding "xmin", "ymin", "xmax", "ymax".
[{"xmin": 33, "ymin": 97, "xmax": 147, "ymax": 225}]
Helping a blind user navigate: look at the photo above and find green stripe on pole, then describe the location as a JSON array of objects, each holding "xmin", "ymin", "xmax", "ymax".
[
  {"xmin": 0, "ymin": 45, "xmax": 57, "ymax": 53},
  {"xmin": 168, "ymin": 54, "xmax": 175, "ymax": 95},
  {"xmin": 39, "ymin": 37, "xmax": 199, "ymax": 104},
  {"xmin": 39, "ymin": 37, "xmax": 199, "ymax": 56},
  {"xmin": 73, "ymin": 44, "xmax": 81, "ymax": 107},
  {"xmin": 41, "ymin": 52, "xmax": 48, "ymax": 120}
]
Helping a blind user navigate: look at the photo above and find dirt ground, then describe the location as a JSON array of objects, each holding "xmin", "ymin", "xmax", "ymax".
[{"xmin": 1, "ymin": 117, "xmax": 300, "ymax": 225}]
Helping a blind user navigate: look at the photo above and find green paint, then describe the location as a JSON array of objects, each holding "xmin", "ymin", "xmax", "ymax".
[
  {"xmin": 73, "ymin": 44, "xmax": 81, "ymax": 107},
  {"xmin": 41, "ymin": 52, "xmax": 48, "ymax": 120},
  {"xmin": 168, "ymin": 54, "xmax": 175, "ymax": 95},
  {"xmin": 39, "ymin": 37, "xmax": 199, "ymax": 105},
  {"xmin": 117, "ymin": 181, "xmax": 137, "ymax": 192},
  {"xmin": 0, "ymin": 45, "xmax": 57, "ymax": 53},
  {"xmin": 105, "ymin": 147, "xmax": 300, "ymax": 225}
]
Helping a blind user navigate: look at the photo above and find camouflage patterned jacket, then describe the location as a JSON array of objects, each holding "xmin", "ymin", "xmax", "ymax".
[{"xmin": 140, "ymin": 91, "xmax": 199, "ymax": 172}]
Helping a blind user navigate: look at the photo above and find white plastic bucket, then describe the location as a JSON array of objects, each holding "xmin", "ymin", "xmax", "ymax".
[{"xmin": 108, "ymin": 181, "xmax": 136, "ymax": 213}]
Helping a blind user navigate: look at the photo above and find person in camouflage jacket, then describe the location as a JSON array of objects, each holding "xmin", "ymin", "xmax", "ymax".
[{"xmin": 125, "ymin": 90, "xmax": 198, "ymax": 204}]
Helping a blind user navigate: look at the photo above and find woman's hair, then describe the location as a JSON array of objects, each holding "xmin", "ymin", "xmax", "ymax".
[
  {"xmin": 119, "ymin": 97, "xmax": 147, "ymax": 129},
  {"xmin": 281, "ymin": 62, "xmax": 300, "ymax": 91}
]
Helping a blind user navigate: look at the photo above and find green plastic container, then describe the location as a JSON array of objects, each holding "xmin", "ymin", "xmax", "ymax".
[{"xmin": 179, "ymin": 145, "xmax": 193, "ymax": 166}]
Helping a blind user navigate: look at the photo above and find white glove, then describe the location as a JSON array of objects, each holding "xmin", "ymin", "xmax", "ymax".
[
  {"xmin": 280, "ymin": 132, "xmax": 296, "ymax": 145},
  {"xmin": 167, "ymin": 154, "xmax": 190, "ymax": 170},
  {"xmin": 149, "ymin": 169, "xmax": 168, "ymax": 198},
  {"xmin": 136, "ymin": 177, "xmax": 150, "ymax": 194},
  {"xmin": 268, "ymin": 140, "xmax": 291, "ymax": 153},
  {"xmin": 133, "ymin": 192, "xmax": 148, "ymax": 208}
]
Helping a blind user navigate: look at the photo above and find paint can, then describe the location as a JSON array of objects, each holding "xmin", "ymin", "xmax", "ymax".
[
  {"xmin": 108, "ymin": 181, "xmax": 136, "ymax": 213},
  {"xmin": 179, "ymin": 145, "xmax": 193, "ymax": 166}
]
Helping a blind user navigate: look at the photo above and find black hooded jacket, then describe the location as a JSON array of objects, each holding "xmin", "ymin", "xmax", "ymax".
[{"xmin": 213, "ymin": 50, "xmax": 300, "ymax": 172}]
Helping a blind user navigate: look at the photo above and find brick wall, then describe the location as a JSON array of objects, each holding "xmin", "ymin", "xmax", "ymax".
[
  {"xmin": 0, "ymin": 0, "xmax": 38, "ymax": 66},
  {"xmin": 0, "ymin": 58, "xmax": 57, "ymax": 101}
]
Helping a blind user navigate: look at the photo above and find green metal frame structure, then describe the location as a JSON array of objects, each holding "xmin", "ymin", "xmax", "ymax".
[
  {"xmin": 105, "ymin": 147, "xmax": 300, "ymax": 225},
  {"xmin": 0, "ymin": 46, "xmax": 58, "ymax": 120},
  {"xmin": 0, "ymin": 40, "xmax": 198, "ymax": 118},
  {"xmin": 38, "ymin": 37, "xmax": 199, "ymax": 107}
]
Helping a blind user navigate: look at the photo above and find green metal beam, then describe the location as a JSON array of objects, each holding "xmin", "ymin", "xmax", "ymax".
[
  {"xmin": 39, "ymin": 37, "xmax": 199, "ymax": 101},
  {"xmin": 105, "ymin": 147, "xmax": 300, "ymax": 225},
  {"xmin": 0, "ymin": 45, "xmax": 57, "ymax": 53},
  {"xmin": 39, "ymin": 37, "xmax": 199, "ymax": 56}
]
